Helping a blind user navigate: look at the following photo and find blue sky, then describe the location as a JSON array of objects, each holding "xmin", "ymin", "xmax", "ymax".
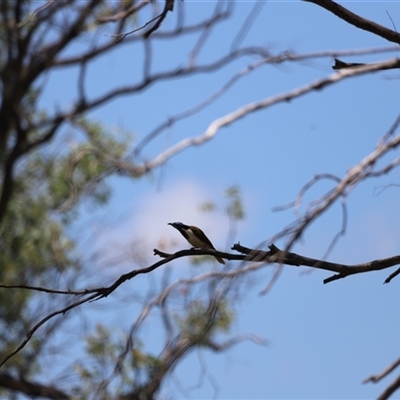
[{"xmin": 39, "ymin": 1, "xmax": 400, "ymax": 399}]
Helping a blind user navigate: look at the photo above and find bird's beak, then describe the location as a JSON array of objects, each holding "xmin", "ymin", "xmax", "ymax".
[{"xmin": 168, "ymin": 222, "xmax": 180, "ymax": 231}]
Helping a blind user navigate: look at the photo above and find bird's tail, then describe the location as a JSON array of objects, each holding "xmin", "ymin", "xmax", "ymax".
[{"xmin": 215, "ymin": 255, "xmax": 226, "ymax": 264}]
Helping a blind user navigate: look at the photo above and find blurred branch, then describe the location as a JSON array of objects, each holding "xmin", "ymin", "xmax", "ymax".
[
  {"xmin": 188, "ymin": 0, "xmax": 228, "ymax": 66},
  {"xmin": 135, "ymin": 45, "xmax": 400, "ymax": 156},
  {"xmin": 0, "ymin": 373, "xmax": 69, "ymax": 400},
  {"xmin": 205, "ymin": 334, "xmax": 269, "ymax": 351},
  {"xmin": 15, "ymin": 0, "xmax": 55, "ymax": 28},
  {"xmin": 364, "ymin": 357, "xmax": 400, "ymax": 384},
  {"xmin": 377, "ymin": 376, "xmax": 400, "ymax": 400},
  {"xmin": 0, "ymin": 293, "xmax": 99, "ymax": 368},
  {"xmin": 260, "ymin": 112, "xmax": 400, "ymax": 285},
  {"xmin": 36, "ymin": 47, "xmax": 268, "ymax": 137},
  {"xmin": 96, "ymin": 0, "xmax": 149, "ymax": 24},
  {"xmin": 0, "ymin": 249, "xmax": 220, "ymax": 368},
  {"xmin": 55, "ymin": 8, "xmax": 231, "ymax": 67},
  {"xmin": 0, "ymin": 284, "xmax": 85, "ymax": 295},
  {"xmin": 0, "ymin": 0, "xmax": 236, "ymax": 226},
  {"xmin": 116, "ymin": 286, "xmax": 238, "ymax": 399},
  {"xmin": 230, "ymin": 0, "xmax": 265, "ymax": 52},
  {"xmin": 144, "ymin": 57, "xmax": 400, "ymax": 170},
  {"xmin": 364, "ymin": 357, "xmax": 400, "ymax": 400},
  {"xmin": 0, "ymin": 0, "xmax": 100, "ymax": 225}
]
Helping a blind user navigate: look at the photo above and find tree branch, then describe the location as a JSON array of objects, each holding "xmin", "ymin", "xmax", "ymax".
[
  {"xmin": 143, "ymin": 0, "xmax": 175, "ymax": 39},
  {"xmin": 304, "ymin": 0, "xmax": 400, "ymax": 45},
  {"xmin": 144, "ymin": 58, "xmax": 400, "ymax": 170},
  {"xmin": 96, "ymin": 0, "xmax": 148, "ymax": 24},
  {"xmin": 134, "ymin": 45, "xmax": 400, "ymax": 156},
  {"xmin": 233, "ymin": 243, "xmax": 400, "ymax": 284},
  {"xmin": 205, "ymin": 334, "xmax": 269, "ymax": 352},
  {"xmin": 55, "ymin": 9, "xmax": 231, "ymax": 67},
  {"xmin": 0, "ymin": 372, "xmax": 70, "ymax": 400},
  {"xmin": 3, "ymin": 236, "xmax": 400, "ymax": 369},
  {"xmin": 377, "ymin": 375, "xmax": 400, "ymax": 400},
  {"xmin": 364, "ymin": 357, "xmax": 400, "ymax": 384}
]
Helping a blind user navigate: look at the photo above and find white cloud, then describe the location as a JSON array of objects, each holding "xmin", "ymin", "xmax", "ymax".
[{"xmin": 96, "ymin": 179, "xmax": 228, "ymax": 270}]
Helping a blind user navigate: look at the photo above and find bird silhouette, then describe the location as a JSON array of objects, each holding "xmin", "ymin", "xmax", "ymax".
[{"xmin": 168, "ymin": 222, "xmax": 225, "ymax": 264}]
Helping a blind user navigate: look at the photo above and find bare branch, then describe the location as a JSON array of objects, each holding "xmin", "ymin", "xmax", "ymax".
[
  {"xmin": 205, "ymin": 334, "xmax": 269, "ymax": 352},
  {"xmin": 0, "ymin": 250, "xmax": 203, "ymax": 367},
  {"xmin": 111, "ymin": 12, "xmax": 164, "ymax": 42},
  {"xmin": 143, "ymin": 0, "xmax": 175, "ymax": 39},
  {"xmin": 0, "ymin": 293, "xmax": 98, "ymax": 368},
  {"xmin": 0, "ymin": 372, "xmax": 69, "ymax": 400},
  {"xmin": 304, "ymin": 0, "xmax": 400, "ymax": 44},
  {"xmin": 96, "ymin": 0, "xmax": 149, "ymax": 24},
  {"xmin": 15, "ymin": 0, "xmax": 55, "ymax": 28},
  {"xmin": 135, "ymin": 45, "xmax": 400, "ymax": 156},
  {"xmin": 0, "ymin": 284, "xmax": 86, "ymax": 296},
  {"xmin": 384, "ymin": 267, "xmax": 400, "ymax": 284},
  {"xmin": 116, "ymin": 286, "xmax": 233, "ymax": 399},
  {"xmin": 3, "ymin": 234, "xmax": 400, "ymax": 368},
  {"xmin": 377, "ymin": 376, "xmax": 400, "ymax": 400},
  {"xmin": 233, "ymin": 243, "xmax": 400, "ymax": 284},
  {"xmin": 230, "ymin": 1, "xmax": 265, "ymax": 52},
  {"xmin": 188, "ymin": 0, "xmax": 229, "ymax": 66},
  {"xmin": 144, "ymin": 58, "xmax": 400, "ymax": 170},
  {"xmin": 364, "ymin": 357, "xmax": 400, "ymax": 384},
  {"xmin": 263, "ymin": 112, "xmax": 400, "ymax": 270},
  {"xmin": 55, "ymin": 9, "xmax": 231, "ymax": 67}
]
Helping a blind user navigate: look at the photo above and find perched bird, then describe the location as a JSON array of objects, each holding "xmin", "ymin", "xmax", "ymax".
[{"xmin": 168, "ymin": 222, "xmax": 225, "ymax": 264}]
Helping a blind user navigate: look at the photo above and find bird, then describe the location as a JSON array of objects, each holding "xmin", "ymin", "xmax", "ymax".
[{"xmin": 168, "ymin": 222, "xmax": 226, "ymax": 264}]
